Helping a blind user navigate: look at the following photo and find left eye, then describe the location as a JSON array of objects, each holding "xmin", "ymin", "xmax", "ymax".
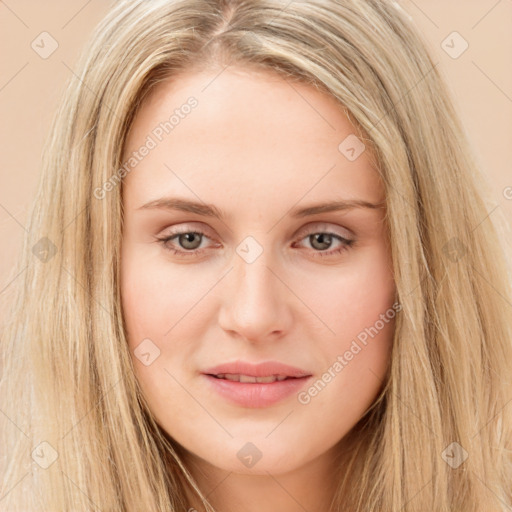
[
  {"xmin": 295, "ymin": 232, "xmax": 354, "ymax": 254},
  {"xmin": 155, "ymin": 228, "xmax": 355, "ymax": 259}
]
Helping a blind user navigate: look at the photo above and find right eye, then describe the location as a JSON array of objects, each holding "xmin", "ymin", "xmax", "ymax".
[{"xmin": 155, "ymin": 228, "xmax": 216, "ymax": 257}]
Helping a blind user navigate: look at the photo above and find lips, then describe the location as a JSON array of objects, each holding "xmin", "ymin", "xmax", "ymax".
[
  {"xmin": 201, "ymin": 360, "xmax": 313, "ymax": 407},
  {"xmin": 202, "ymin": 360, "xmax": 312, "ymax": 379},
  {"xmin": 212, "ymin": 374, "xmax": 289, "ymax": 383}
]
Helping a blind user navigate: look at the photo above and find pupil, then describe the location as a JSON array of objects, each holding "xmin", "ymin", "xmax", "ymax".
[
  {"xmin": 311, "ymin": 233, "xmax": 331, "ymax": 250},
  {"xmin": 180, "ymin": 232, "xmax": 201, "ymax": 249}
]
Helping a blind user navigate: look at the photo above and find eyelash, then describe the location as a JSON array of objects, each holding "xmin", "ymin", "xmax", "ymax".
[{"xmin": 155, "ymin": 226, "xmax": 355, "ymax": 259}]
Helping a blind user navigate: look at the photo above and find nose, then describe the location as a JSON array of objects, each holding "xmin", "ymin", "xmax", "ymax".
[{"xmin": 217, "ymin": 251, "xmax": 293, "ymax": 343}]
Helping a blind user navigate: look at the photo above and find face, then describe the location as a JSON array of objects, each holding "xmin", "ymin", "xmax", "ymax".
[{"xmin": 120, "ymin": 66, "xmax": 396, "ymax": 477}]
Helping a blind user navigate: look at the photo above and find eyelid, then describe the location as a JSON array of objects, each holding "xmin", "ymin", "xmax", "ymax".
[
  {"xmin": 161, "ymin": 221, "xmax": 353, "ymax": 242},
  {"xmin": 294, "ymin": 221, "xmax": 353, "ymax": 240},
  {"xmin": 156, "ymin": 221, "xmax": 355, "ymax": 260},
  {"xmin": 160, "ymin": 222, "xmax": 216, "ymax": 238}
]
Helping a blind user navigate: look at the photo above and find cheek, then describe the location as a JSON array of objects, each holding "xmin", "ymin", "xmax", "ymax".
[
  {"xmin": 120, "ymin": 249, "xmax": 204, "ymax": 420},
  {"xmin": 301, "ymin": 242, "xmax": 395, "ymax": 340},
  {"xmin": 120, "ymin": 246, "xmax": 215, "ymax": 402},
  {"xmin": 295, "ymin": 244, "xmax": 395, "ymax": 408},
  {"xmin": 120, "ymin": 247, "xmax": 206, "ymax": 344}
]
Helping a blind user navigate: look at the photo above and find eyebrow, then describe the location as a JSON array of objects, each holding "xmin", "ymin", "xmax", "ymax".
[{"xmin": 137, "ymin": 197, "xmax": 385, "ymax": 219}]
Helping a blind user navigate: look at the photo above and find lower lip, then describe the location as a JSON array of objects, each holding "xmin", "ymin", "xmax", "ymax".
[{"xmin": 202, "ymin": 374, "xmax": 312, "ymax": 408}]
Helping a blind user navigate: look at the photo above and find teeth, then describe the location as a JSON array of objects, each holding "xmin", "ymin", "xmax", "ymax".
[
  {"xmin": 225, "ymin": 373, "xmax": 245, "ymax": 382},
  {"xmin": 215, "ymin": 373, "xmax": 290, "ymax": 383},
  {"xmin": 239, "ymin": 375, "xmax": 258, "ymax": 383}
]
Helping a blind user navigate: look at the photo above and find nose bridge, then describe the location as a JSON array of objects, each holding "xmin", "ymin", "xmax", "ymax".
[
  {"xmin": 235, "ymin": 252, "xmax": 275, "ymax": 303},
  {"xmin": 218, "ymin": 241, "xmax": 290, "ymax": 340}
]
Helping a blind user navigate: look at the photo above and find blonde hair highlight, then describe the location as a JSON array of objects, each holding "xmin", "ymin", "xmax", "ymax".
[{"xmin": 1, "ymin": 0, "xmax": 511, "ymax": 510}]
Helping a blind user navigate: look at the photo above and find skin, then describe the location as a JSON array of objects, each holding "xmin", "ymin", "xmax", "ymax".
[{"xmin": 120, "ymin": 66, "xmax": 396, "ymax": 512}]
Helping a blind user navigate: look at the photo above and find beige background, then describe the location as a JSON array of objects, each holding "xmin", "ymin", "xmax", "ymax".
[{"xmin": 1, "ymin": 0, "xmax": 511, "ymax": 321}]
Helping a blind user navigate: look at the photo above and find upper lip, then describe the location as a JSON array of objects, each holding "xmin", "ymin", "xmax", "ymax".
[{"xmin": 202, "ymin": 360, "xmax": 312, "ymax": 378}]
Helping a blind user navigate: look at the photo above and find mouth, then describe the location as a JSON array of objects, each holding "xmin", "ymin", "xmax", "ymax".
[
  {"xmin": 202, "ymin": 371, "xmax": 312, "ymax": 408},
  {"xmin": 200, "ymin": 360, "xmax": 313, "ymax": 407},
  {"xmin": 208, "ymin": 373, "xmax": 301, "ymax": 383},
  {"xmin": 201, "ymin": 360, "xmax": 311, "ymax": 379}
]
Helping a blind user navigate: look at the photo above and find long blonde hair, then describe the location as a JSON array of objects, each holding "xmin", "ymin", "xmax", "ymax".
[{"xmin": 1, "ymin": 0, "xmax": 511, "ymax": 510}]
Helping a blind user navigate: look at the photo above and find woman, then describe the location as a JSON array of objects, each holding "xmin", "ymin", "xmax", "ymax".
[{"xmin": 1, "ymin": 0, "xmax": 511, "ymax": 510}]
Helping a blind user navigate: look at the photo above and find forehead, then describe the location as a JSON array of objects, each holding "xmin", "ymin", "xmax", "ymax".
[{"xmin": 122, "ymin": 67, "xmax": 384, "ymax": 210}]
